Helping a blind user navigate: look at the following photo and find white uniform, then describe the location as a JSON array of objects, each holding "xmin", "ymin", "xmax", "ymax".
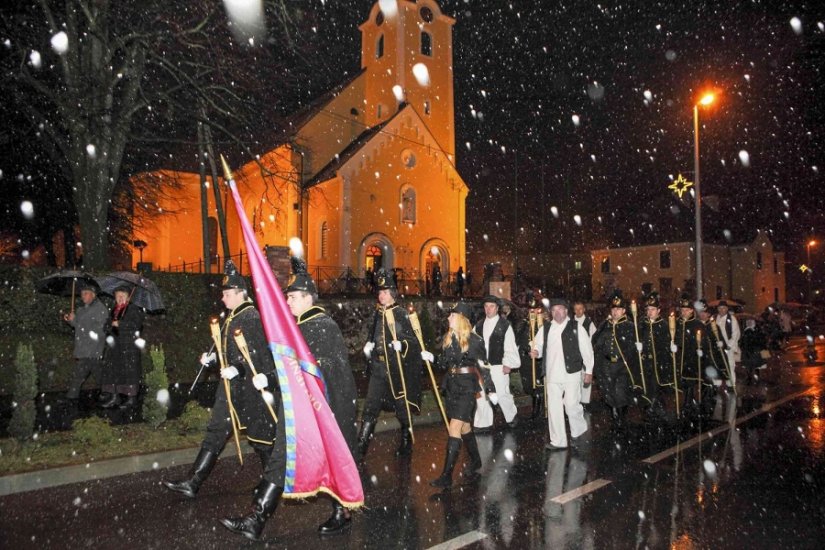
[
  {"xmin": 533, "ymin": 318, "xmax": 594, "ymax": 448},
  {"xmin": 474, "ymin": 316, "xmax": 521, "ymax": 428},
  {"xmin": 574, "ymin": 314, "xmax": 598, "ymax": 404},
  {"xmin": 716, "ymin": 313, "xmax": 741, "ymax": 387}
]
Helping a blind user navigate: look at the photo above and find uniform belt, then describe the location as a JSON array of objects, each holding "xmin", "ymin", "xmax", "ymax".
[
  {"xmin": 448, "ymin": 367, "xmax": 476, "ymax": 375},
  {"xmin": 375, "ymin": 355, "xmax": 386, "ymax": 361}
]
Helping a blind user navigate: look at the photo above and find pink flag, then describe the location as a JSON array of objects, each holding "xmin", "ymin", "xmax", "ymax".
[{"xmin": 227, "ymin": 177, "xmax": 364, "ymax": 508}]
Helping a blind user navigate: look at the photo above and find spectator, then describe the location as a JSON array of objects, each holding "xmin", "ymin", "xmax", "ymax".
[
  {"xmin": 741, "ymin": 319, "xmax": 768, "ymax": 384},
  {"xmin": 100, "ymin": 286, "xmax": 145, "ymax": 409},
  {"xmin": 456, "ymin": 266, "xmax": 465, "ymax": 297},
  {"xmin": 62, "ymin": 282, "xmax": 109, "ymax": 403}
]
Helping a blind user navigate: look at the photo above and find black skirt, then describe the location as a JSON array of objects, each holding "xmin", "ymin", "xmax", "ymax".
[{"xmin": 444, "ymin": 372, "xmax": 480, "ymax": 422}]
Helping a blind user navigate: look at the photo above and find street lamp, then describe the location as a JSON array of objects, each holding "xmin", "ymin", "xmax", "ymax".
[
  {"xmin": 693, "ymin": 91, "xmax": 716, "ymax": 300},
  {"xmin": 807, "ymin": 239, "xmax": 817, "ymax": 303}
]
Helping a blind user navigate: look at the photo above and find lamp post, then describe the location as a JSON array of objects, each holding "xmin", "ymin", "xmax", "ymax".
[
  {"xmin": 693, "ymin": 92, "xmax": 715, "ymax": 300},
  {"xmin": 807, "ymin": 239, "xmax": 817, "ymax": 303}
]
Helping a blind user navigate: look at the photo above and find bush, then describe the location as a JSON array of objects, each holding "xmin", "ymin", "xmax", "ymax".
[
  {"xmin": 8, "ymin": 343, "xmax": 38, "ymax": 441},
  {"xmin": 177, "ymin": 400, "xmax": 211, "ymax": 434},
  {"xmin": 72, "ymin": 416, "xmax": 117, "ymax": 447},
  {"xmin": 142, "ymin": 346, "xmax": 170, "ymax": 428}
]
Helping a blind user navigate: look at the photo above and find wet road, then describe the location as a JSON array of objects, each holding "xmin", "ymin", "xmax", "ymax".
[{"xmin": 1, "ymin": 337, "xmax": 824, "ymax": 549}]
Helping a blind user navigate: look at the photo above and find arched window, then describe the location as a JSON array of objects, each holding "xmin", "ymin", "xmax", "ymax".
[
  {"xmin": 366, "ymin": 244, "xmax": 383, "ymax": 271},
  {"xmin": 400, "ymin": 185, "xmax": 416, "ymax": 224},
  {"xmin": 320, "ymin": 221, "xmax": 329, "ymax": 259},
  {"xmin": 420, "ymin": 32, "xmax": 432, "ymax": 56},
  {"xmin": 376, "ymin": 34, "xmax": 384, "ymax": 59},
  {"xmin": 207, "ymin": 217, "xmax": 218, "ymax": 265}
]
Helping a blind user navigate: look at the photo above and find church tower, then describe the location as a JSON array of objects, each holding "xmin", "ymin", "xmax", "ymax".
[{"xmin": 359, "ymin": 0, "xmax": 456, "ymax": 159}]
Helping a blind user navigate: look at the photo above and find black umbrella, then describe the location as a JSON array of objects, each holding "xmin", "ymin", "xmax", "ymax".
[
  {"xmin": 36, "ymin": 270, "xmax": 101, "ymax": 314},
  {"xmin": 96, "ymin": 271, "xmax": 165, "ymax": 313}
]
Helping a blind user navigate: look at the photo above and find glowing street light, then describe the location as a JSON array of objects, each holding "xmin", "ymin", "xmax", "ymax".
[{"xmin": 693, "ymin": 90, "xmax": 717, "ymax": 300}]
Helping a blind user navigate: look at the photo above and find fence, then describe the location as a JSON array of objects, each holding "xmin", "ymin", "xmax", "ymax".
[{"xmin": 146, "ymin": 257, "xmax": 475, "ymax": 297}]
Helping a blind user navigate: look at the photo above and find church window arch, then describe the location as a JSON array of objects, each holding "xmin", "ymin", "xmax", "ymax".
[
  {"xmin": 421, "ymin": 31, "xmax": 432, "ymax": 56},
  {"xmin": 376, "ymin": 34, "xmax": 384, "ymax": 59},
  {"xmin": 400, "ymin": 184, "xmax": 416, "ymax": 224}
]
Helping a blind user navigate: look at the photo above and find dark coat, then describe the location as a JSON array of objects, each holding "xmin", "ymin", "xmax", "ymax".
[
  {"xmin": 643, "ymin": 317, "xmax": 676, "ymax": 387},
  {"xmin": 700, "ymin": 319, "xmax": 732, "ymax": 381},
  {"xmin": 593, "ymin": 316, "xmax": 637, "ymax": 407},
  {"xmin": 222, "ymin": 301, "xmax": 278, "ymax": 446},
  {"xmin": 676, "ymin": 315, "xmax": 704, "ymax": 383},
  {"xmin": 367, "ymin": 303, "xmax": 423, "ymax": 409},
  {"xmin": 103, "ymin": 303, "xmax": 144, "ymax": 387},
  {"xmin": 297, "ymin": 306, "xmax": 358, "ymax": 458}
]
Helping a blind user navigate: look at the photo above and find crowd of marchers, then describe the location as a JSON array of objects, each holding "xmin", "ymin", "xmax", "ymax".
[{"xmin": 150, "ymin": 259, "xmax": 774, "ymax": 542}]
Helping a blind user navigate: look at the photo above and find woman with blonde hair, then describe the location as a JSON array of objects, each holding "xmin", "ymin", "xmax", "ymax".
[{"xmin": 422, "ymin": 301, "xmax": 494, "ymax": 488}]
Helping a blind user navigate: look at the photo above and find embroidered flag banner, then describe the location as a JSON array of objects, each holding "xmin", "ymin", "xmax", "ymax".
[{"xmin": 226, "ymin": 164, "xmax": 363, "ymax": 508}]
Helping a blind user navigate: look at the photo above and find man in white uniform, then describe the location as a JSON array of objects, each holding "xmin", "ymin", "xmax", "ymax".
[
  {"xmin": 531, "ymin": 298, "xmax": 594, "ymax": 450},
  {"xmin": 715, "ymin": 300, "xmax": 740, "ymax": 389},
  {"xmin": 473, "ymin": 295, "xmax": 521, "ymax": 430},
  {"xmin": 572, "ymin": 300, "xmax": 597, "ymax": 408}
]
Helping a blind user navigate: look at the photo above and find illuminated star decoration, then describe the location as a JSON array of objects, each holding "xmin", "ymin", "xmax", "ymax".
[
  {"xmin": 800, "ymin": 264, "xmax": 811, "ymax": 273},
  {"xmin": 668, "ymin": 174, "xmax": 694, "ymax": 198}
]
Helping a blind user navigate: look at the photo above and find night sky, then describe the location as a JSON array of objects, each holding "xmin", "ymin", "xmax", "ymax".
[{"xmin": 2, "ymin": 0, "xmax": 824, "ymax": 285}]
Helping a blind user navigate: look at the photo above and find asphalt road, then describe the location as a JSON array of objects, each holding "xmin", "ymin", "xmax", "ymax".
[{"xmin": 1, "ymin": 336, "xmax": 823, "ymax": 549}]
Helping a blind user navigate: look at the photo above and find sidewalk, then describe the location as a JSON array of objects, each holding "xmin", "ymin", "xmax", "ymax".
[{"xmin": 1, "ymin": 397, "xmax": 532, "ymax": 496}]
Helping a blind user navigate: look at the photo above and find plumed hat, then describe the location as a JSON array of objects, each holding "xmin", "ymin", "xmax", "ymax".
[
  {"xmin": 285, "ymin": 256, "xmax": 318, "ymax": 294},
  {"xmin": 374, "ymin": 268, "xmax": 396, "ymax": 290},
  {"xmin": 221, "ymin": 259, "xmax": 247, "ymax": 291}
]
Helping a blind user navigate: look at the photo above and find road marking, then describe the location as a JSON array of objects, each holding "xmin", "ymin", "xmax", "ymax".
[
  {"xmin": 642, "ymin": 388, "xmax": 814, "ymax": 464},
  {"xmin": 426, "ymin": 530, "xmax": 487, "ymax": 550},
  {"xmin": 550, "ymin": 478, "xmax": 613, "ymax": 504}
]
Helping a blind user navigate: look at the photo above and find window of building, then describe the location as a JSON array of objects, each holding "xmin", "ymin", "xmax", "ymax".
[
  {"xmin": 421, "ymin": 32, "xmax": 432, "ymax": 56},
  {"xmin": 601, "ymin": 257, "xmax": 610, "ymax": 274},
  {"xmin": 716, "ymin": 285, "xmax": 723, "ymax": 299},
  {"xmin": 659, "ymin": 277, "xmax": 672, "ymax": 296},
  {"xmin": 420, "ymin": 6, "xmax": 434, "ymax": 23},
  {"xmin": 756, "ymin": 251, "xmax": 763, "ymax": 270},
  {"xmin": 376, "ymin": 34, "xmax": 384, "ymax": 59},
  {"xmin": 660, "ymin": 250, "xmax": 671, "ymax": 269},
  {"xmin": 773, "ymin": 257, "xmax": 779, "ymax": 273},
  {"xmin": 207, "ymin": 217, "xmax": 218, "ymax": 263},
  {"xmin": 642, "ymin": 282, "xmax": 653, "ymax": 296},
  {"xmin": 774, "ymin": 288, "xmax": 779, "ymax": 302},
  {"xmin": 320, "ymin": 221, "xmax": 329, "ymax": 259},
  {"xmin": 401, "ymin": 185, "xmax": 416, "ymax": 224},
  {"xmin": 350, "ymin": 107, "xmax": 359, "ymax": 116},
  {"xmin": 377, "ymin": 104, "xmax": 383, "ymax": 118},
  {"xmin": 424, "ymin": 100, "xmax": 431, "ymax": 115},
  {"xmin": 574, "ymin": 260, "xmax": 582, "ymax": 270}
]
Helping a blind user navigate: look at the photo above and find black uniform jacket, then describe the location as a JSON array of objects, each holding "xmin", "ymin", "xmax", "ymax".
[
  {"xmin": 297, "ymin": 306, "xmax": 358, "ymax": 458},
  {"xmin": 222, "ymin": 301, "xmax": 278, "ymax": 446},
  {"xmin": 368, "ymin": 302, "xmax": 423, "ymax": 409}
]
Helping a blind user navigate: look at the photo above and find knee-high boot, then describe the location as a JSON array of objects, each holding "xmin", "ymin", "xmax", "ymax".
[
  {"xmin": 396, "ymin": 424, "xmax": 413, "ymax": 457},
  {"xmin": 220, "ymin": 480, "xmax": 282, "ymax": 541},
  {"xmin": 430, "ymin": 437, "xmax": 461, "ymax": 488},
  {"xmin": 162, "ymin": 448, "xmax": 218, "ymax": 498},
  {"xmin": 462, "ymin": 432, "xmax": 482, "ymax": 472},
  {"xmin": 356, "ymin": 419, "xmax": 376, "ymax": 459}
]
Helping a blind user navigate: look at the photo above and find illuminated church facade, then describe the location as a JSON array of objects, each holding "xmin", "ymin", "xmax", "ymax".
[{"xmin": 131, "ymin": 0, "xmax": 467, "ymax": 285}]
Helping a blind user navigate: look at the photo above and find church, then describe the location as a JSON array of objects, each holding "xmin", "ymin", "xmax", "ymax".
[{"xmin": 131, "ymin": 0, "xmax": 468, "ymax": 289}]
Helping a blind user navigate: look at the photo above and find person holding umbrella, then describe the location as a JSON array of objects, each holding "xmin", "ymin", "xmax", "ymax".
[
  {"xmin": 62, "ymin": 281, "xmax": 109, "ymax": 404},
  {"xmin": 100, "ymin": 285, "xmax": 145, "ymax": 409}
]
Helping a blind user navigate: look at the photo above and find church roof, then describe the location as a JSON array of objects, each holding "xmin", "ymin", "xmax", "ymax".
[{"xmin": 304, "ymin": 106, "xmax": 404, "ymax": 188}]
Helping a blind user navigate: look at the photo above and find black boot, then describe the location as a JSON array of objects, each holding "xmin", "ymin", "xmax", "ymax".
[
  {"xmin": 220, "ymin": 481, "xmax": 282, "ymax": 541},
  {"xmin": 430, "ymin": 437, "xmax": 461, "ymax": 488},
  {"xmin": 100, "ymin": 393, "xmax": 121, "ymax": 409},
  {"xmin": 396, "ymin": 426, "xmax": 413, "ymax": 457},
  {"xmin": 461, "ymin": 432, "xmax": 482, "ymax": 473},
  {"xmin": 356, "ymin": 419, "xmax": 376, "ymax": 459},
  {"xmin": 318, "ymin": 501, "xmax": 352, "ymax": 536},
  {"xmin": 162, "ymin": 448, "xmax": 218, "ymax": 498},
  {"xmin": 531, "ymin": 393, "xmax": 545, "ymax": 420}
]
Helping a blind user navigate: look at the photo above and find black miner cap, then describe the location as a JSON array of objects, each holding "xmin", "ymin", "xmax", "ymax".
[
  {"xmin": 285, "ymin": 256, "xmax": 318, "ymax": 294},
  {"xmin": 374, "ymin": 268, "xmax": 396, "ymax": 290},
  {"xmin": 221, "ymin": 259, "xmax": 247, "ymax": 291},
  {"xmin": 645, "ymin": 292, "xmax": 661, "ymax": 308},
  {"xmin": 608, "ymin": 289, "xmax": 627, "ymax": 309},
  {"xmin": 678, "ymin": 293, "xmax": 694, "ymax": 309}
]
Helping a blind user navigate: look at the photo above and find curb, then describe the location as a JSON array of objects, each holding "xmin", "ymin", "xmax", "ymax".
[{"xmin": 1, "ymin": 396, "xmax": 531, "ymax": 496}]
